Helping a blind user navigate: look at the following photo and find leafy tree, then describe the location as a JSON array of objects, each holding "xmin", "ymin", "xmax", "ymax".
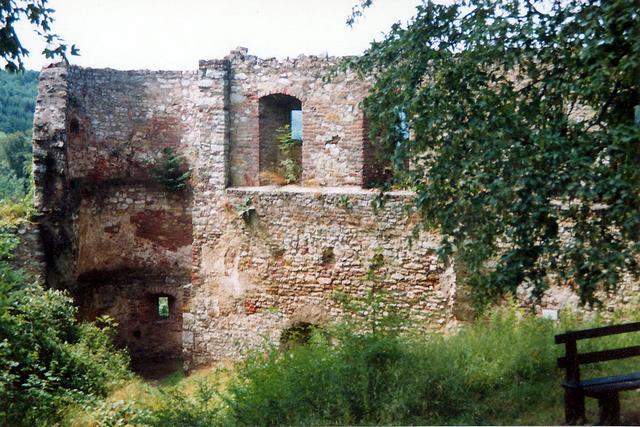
[
  {"xmin": 0, "ymin": 70, "xmax": 39, "ymax": 132},
  {"xmin": 0, "ymin": 69, "xmax": 38, "ymax": 200},
  {"xmin": 0, "ymin": 0, "xmax": 77, "ymax": 71},
  {"xmin": 0, "ymin": 130, "xmax": 32, "ymax": 199},
  {"xmin": 344, "ymin": 0, "xmax": 640, "ymax": 305}
]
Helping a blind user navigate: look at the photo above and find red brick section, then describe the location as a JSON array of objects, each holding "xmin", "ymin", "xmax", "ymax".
[
  {"xmin": 143, "ymin": 116, "xmax": 183, "ymax": 148},
  {"xmin": 130, "ymin": 209, "xmax": 192, "ymax": 251},
  {"xmin": 73, "ymin": 270, "xmax": 185, "ymax": 362}
]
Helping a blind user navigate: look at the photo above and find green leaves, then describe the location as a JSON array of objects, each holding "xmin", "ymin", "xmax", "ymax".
[
  {"xmin": 1, "ymin": 0, "xmax": 77, "ymax": 71},
  {"xmin": 0, "ymin": 130, "xmax": 33, "ymax": 200},
  {"xmin": 235, "ymin": 196, "xmax": 256, "ymax": 224},
  {"xmin": 345, "ymin": 0, "xmax": 640, "ymax": 306},
  {"xmin": 0, "ymin": 228, "xmax": 131, "ymax": 425},
  {"xmin": 275, "ymin": 124, "xmax": 302, "ymax": 184}
]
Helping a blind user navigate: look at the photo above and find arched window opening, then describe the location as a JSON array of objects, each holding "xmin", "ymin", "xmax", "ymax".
[
  {"xmin": 259, "ymin": 94, "xmax": 303, "ymax": 185},
  {"xmin": 279, "ymin": 322, "xmax": 318, "ymax": 350}
]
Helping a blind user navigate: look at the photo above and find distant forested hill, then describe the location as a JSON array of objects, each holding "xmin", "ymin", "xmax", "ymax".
[
  {"xmin": 0, "ymin": 70, "xmax": 39, "ymax": 200},
  {"xmin": 0, "ymin": 70, "xmax": 39, "ymax": 133}
]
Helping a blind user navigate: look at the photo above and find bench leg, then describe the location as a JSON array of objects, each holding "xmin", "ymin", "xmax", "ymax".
[
  {"xmin": 565, "ymin": 388, "xmax": 586, "ymax": 425},
  {"xmin": 598, "ymin": 392, "xmax": 620, "ymax": 426}
]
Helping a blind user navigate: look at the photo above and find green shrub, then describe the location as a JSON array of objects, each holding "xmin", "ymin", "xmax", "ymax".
[
  {"xmin": 220, "ymin": 305, "xmax": 640, "ymax": 425},
  {"xmin": 57, "ymin": 302, "xmax": 640, "ymax": 426},
  {"xmin": 89, "ymin": 398, "xmax": 153, "ymax": 427},
  {"xmin": 63, "ymin": 302, "xmax": 640, "ymax": 426},
  {"xmin": 0, "ymin": 190, "xmax": 36, "ymax": 228},
  {"xmin": 151, "ymin": 147, "xmax": 191, "ymax": 192},
  {"xmin": 143, "ymin": 380, "xmax": 225, "ymax": 427},
  {"xmin": 0, "ymin": 227, "xmax": 131, "ymax": 426},
  {"xmin": 279, "ymin": 158, "xmax": 299, "ymax": 184},
  {"xmin": 235, "ymin": 197, "xmax": 256, "ymax": 224}
]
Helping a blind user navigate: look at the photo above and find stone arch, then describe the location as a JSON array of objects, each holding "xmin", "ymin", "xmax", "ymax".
[
  {"xmin": 279, "ymin": 304, "xmax": 330, "ymax": 349},
  {"xmin": 258, "ymin": 93, "xmax": 303, "ymax": 184},
  {"xmin": 255, "ymin": 88, "xmax": 307, "ymax": 104}
]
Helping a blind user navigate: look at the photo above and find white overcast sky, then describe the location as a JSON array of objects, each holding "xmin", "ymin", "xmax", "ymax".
[{"xmin": 14, "ymin": 0, "xmax": 420, "ymax": 71}]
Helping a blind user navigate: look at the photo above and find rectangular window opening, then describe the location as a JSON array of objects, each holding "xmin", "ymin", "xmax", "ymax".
[{"xmin": 158, "ymin": 296, "xmax": 169, "ymax": 318}]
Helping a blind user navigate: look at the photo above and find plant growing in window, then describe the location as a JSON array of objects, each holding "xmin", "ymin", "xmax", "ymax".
[
  {"xmin": 158, "ymin": 296, "xmax": 169, "ymax": 318},
  {"xmin": 275, "ymin": 124, "xmax": 302, "ymax": 184}
]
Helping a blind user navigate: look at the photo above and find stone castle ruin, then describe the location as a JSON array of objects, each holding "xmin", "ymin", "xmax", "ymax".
[{"xmin": 32, "ymin": 47, "xmax": 458, "ymax": 369}]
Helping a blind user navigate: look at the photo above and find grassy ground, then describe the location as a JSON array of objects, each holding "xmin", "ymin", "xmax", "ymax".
[{"xmin": 62, "ymin": 305, "xmax": 640, "ymax": 426}]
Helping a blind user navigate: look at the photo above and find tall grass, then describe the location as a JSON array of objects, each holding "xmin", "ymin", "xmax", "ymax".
[
  {"xmin": 223, "ymin": 307, "xmax": 564, "ymax": 425},
  {"xmin": 70, "ymin": 305, "xmax": 640, "ymax": 426}
]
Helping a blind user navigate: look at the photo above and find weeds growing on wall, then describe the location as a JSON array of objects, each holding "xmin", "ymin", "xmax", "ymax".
[
  {"xmin": 338, "ymin": 195, "xmax": 353, "ymax": 210},
  {"xmin": 235, "ymin": 197, "xmax": 256, "ymax": 224},
  {"xmin": 151, "ymin": 147, "xmax": 191, "ymax": 192}
]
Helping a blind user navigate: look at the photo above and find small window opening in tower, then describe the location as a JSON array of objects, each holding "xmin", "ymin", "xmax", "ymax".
[{"xmin": 158, "ymin": 296, "xmax": 169, "ymax": 318}]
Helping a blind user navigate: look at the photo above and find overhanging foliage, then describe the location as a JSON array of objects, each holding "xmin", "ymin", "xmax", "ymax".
[
  {"xmin": 0, "ymin": 0, "xmax": 77, "ymax": 71},
  {"xmin": 344, "ymin": 0, "xmax": 640, "ymax": 305}
]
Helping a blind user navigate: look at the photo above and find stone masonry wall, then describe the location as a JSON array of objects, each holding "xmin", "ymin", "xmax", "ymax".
[
  {"xmin": 74, "ymin": 269, "xmax": 185, "ymax": 362},
  {"xmin": 11, "ymin": 223, "xmax": 46, "ymax": 282},
  {"xmin": 33, "ymin": 49, "xmax": 640, "ymax": 372},
  {"xmin": 75, "ymin": 185, "xmax": 191, "ymax": 278},
  {"xmin": 65, "ymin": 67, "xmax": 200, "ymax": 182},
  {"xmin": 185, "ymin": 186, "xmax": 456, "ymax": 367},
  {"xmin": 32, "ymin": 64, "xmax": 74, "ymax": 290},
  {"xmin": 34, "ymin": 64, "xmax": 201, "ymax": 361}
]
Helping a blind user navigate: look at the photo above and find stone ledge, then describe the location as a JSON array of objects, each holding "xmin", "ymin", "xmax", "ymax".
[{"xmin": 227, "ymin": 185, "xmax": 415, "ymax": 198}]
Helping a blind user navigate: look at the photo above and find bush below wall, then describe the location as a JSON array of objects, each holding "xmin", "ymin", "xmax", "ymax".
[
  {"xmin": 67, "ymin": 305, "xmax": 640, "ymax": 426},
  {"xmin": 0, "ymin": 201, "xmax": 132, "ymax": 427}
]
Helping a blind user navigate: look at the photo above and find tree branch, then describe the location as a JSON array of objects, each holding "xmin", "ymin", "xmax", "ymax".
[{"xmin": 588, "ymin": 80, "xmax": 621, "ymax": 130}]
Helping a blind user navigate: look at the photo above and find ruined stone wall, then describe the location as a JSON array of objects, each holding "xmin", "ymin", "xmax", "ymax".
[
  {"xmin": 64, "ymin": 68, "xmax": 199, "ymax": 281},
  {"xmin": 66, "ymin": 67, "xmax": 200, "ymax": 361},
  {"xmin": 34, "ymin": 51, "xmax": 459, "ymax": 370},
  {"xmin": 32, "ymin": 65, "xmax": 74, "ymax": 289},
  {"xmin": 75, "ymin": 269, "xmax": 185, "ymax": 361},
  {"xmin": 185, "ymin": 187, "xmax": 456, "ymax": 367},
  {"xmin": 33, "ymin": 64, "xmax": 201, "ymax": 361},
  {"xmin": 65, "ymin": 67, "xmax": 199, "ymax": 183},
  {"xmin": 75, "ymin": 185, "xmax": 191, "ymax": 277}
]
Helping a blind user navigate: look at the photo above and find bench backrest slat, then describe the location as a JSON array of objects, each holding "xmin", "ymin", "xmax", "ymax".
[
  {"xmin": 558, "ymin": 345, "xmax": 640, "ymax": 368},
  {"xmin": 555, "ymin": 321, "xmax": 640, "ymax": 344}
]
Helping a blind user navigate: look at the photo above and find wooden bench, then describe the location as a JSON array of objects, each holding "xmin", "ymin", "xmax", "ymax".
[{"xmin": 555, "ymin": 321, "xmax": 640, "ymax": 425}]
